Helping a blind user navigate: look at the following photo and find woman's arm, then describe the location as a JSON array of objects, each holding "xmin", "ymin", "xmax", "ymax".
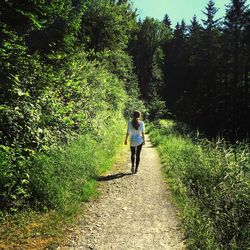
[
  {"xmin": 142, "ymin": 132, "xmax": 145, "ymax": 145},
  {"xmin": 125, "ymin": 122, "xmax": 130, "ymax": 145},
  {"xmin": 124, "ymin": 132, "xmax": 129, "ymax": 145}
]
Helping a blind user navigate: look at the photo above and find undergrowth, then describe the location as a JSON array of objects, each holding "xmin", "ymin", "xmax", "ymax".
[
  {"xmin": 0, "ymin": 118, "xmax": 126, "ymax": 249},
  {"xmin": 148, "ymin": 120, "xmax": 250, "ymax": 250}
]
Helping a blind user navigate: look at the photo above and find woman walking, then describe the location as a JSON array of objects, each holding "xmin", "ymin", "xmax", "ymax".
[{"xmin": 124, "ymin": 111, "xmax": 145, "ymax": 174}]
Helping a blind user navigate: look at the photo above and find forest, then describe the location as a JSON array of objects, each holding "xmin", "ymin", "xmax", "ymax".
[
  {"xmin": 130, "ymin": 0, "xmax": 250, "ymax": 141},
  {"xmin": 0, "ymin": 0, "xmax": 249, "ymax": 249}
]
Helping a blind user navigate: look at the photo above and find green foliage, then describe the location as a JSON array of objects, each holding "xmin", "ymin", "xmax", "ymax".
[
  {"xmin": 0, "ymin": 145, "xmax": 32, "ymax": 212},
  {"xmin": 146, "ymin": 96, "xmax": 167, "ymax": 120},
  {"xmin": 0, "ymin": 0, "xmax": 142, "ymax": 214},
  {"xmin": 0, "ymin": 115, "xmax": 125, "ymax": 247},
  {"xmin": 128, "ymin": 17, "xmax": 171, "ymax": 120},
  {"xmin": 129, "ymin": 17, "xmax": 171, "ymax": 102},
  {"xmin": 29, "ymin": 116, "xmax": 125, "ymax": 210},
  {"xmin": 149, "ymin": 120, "xmax": 250, "ymax": 249},
  {"xmin": 0, "ymin": 48, "xmax": 128, "ymax": 210},
  {"xmin": 147, "ymin": 47, "xmax": 168, "ymax": 120},
  {"xmin": 91, "ymin": 49, "xmax": 146, "ymax": 120},
  {"xmin": 78, "ymin": 0, "xmax": 137, "ymax": 52}
]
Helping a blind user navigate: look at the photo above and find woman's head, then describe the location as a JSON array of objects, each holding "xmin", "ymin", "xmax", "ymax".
[
  {"xmin": 132, "ymin": 110, "xmax": 141, "ymax": 130},
  {"xmin": 133, "ymin": 110, "xmax": 141, "ymax": 120}
]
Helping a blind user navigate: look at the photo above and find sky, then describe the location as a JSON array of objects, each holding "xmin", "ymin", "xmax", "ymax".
[{"xmin": 131, "ymin": 0, "xmax": 250, "ymax": 27}]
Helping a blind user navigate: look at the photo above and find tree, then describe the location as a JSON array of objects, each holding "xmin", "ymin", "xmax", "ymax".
[
  {"xmin": 147, "ymin": 47, "xmax": 167, "ymax": 120},
  {"xmin": 0, "ymin": 0, "xmax": 142, "ymax": 210},
  {"xmin": 202, "ymin": 0, "xmax": 221, "ymax": 30},
  {"xmin": 163, "ymin": 14, "xmax": 172, "ymax": 28},
  {"xmin": 78, "ymin": 0, "xmax": 137, "ymax": 52},
  {"xmin": 162, "ymin": 20, "xmax": 189, "ymax": 117},
  {"xmin": 197, "ymin": 0, "xmax": 221, "ymax": 132},
  {"xmin": 222, "ymin": 0, "xmax": 250, "ymax": 139},
  {"xmin": 131, "ymin": 17, "xmax": 170, "ymax": 101}
]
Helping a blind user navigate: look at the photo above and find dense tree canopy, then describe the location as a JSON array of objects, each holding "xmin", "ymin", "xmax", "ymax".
[{"xmin": 130, "ymin": 0, "xmax": 250, "ymax": 141}]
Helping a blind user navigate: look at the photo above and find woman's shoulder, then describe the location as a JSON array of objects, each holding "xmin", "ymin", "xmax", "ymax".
[{"xmin": 128, "ymin": 121, "xmax": 133, "ymax": 127}]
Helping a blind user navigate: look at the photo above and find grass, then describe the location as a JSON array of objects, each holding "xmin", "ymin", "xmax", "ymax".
[
  {"xmin": 0, "ymin": 120, "xmax": 127, "ymax": 249},
  {"xmin": 148, "ymin": 120, "xmax": 250, "ymax": 250}
]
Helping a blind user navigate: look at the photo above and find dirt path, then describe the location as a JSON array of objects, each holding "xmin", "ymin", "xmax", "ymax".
[{"xmin": 59, "ymin": 136, "xmax": 185, "ymax": 250}]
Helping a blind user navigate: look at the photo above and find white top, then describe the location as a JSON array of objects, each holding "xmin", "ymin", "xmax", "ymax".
[{"xmin": 127, "ymin": 121, "xmax": 145, "ymax": 147}]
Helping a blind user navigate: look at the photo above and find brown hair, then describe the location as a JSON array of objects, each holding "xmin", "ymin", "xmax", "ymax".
[{"xmin": 132, "ymin": 110, "xmax": 141, "ymax": 130}]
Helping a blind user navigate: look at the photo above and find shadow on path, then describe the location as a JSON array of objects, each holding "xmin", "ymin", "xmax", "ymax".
[{"xmin": 96, "ymin": 172, "xmax": 133, "ymax": 182}]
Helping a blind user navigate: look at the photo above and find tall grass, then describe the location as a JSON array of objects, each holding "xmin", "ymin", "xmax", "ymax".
[
  {"xmin": 0, "ymin": 117, "xmax": 126, "ymax": 248},
  {"xmin": 0, "ymin": 116, "xmax": 125, "ymax": 215},
  {"xmin": 148, "ymin": 120, "xmax": 250, "ymax": 249},
  {"xmin": 30, "ymin": 119, "xmax": 125, "ymax": 210}
]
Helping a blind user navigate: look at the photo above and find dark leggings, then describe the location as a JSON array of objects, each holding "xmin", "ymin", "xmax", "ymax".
[{"xmin": 130, "ymin": 143, "xmax": 143, "ymax": 170}]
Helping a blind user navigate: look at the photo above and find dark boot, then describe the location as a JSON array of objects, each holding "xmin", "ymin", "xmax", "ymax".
[
  {"xmin": 135, "ymin": 165, "xmax": 138, "ymax": 173},
  {"xmin": 131, "ymin": 165, "xmax": 135, "ymax": 173}
]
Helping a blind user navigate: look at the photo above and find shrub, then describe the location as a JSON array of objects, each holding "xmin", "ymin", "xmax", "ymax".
[{"xmin": 29, "ymin": 116, "xmax": 125, "ymax": 210}]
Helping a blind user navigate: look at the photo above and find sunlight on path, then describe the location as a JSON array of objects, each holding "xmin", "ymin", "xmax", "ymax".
[{"xmin": 59, "ymin": 136, "xmax": 185, "ymax": 250}]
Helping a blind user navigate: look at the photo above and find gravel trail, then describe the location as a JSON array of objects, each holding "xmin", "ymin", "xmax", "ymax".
[{"xmin": 59, "ymin": 136, "xmax": 185, "ymax": 250}]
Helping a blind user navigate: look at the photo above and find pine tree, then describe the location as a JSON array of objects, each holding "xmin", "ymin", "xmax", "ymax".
[
  {"xmin": 164, "ymin": 20, "xmax": 188, "ymax": 116},
  {"xmin": 202, "ymin": 0, "xmax": 221, "ymax": 30},
  {"xmin": 222, "ymin": 0, "xmax": 249, "ymax": 139},
  {"xmin": 163, "ymin": 14, "xmax": 172, "ymax": 28},
  {"xmin": 179, "ymin": 15, "xmax": 203, "ymax": 124},
  {"xmin": 198, "ymin": 0, "xmax": 221, "ymax": 133},
  {"xmin": 189, "ymin": 15, "xmax": 202, "ymax": 33}
]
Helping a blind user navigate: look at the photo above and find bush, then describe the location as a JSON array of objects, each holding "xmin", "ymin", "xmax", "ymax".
[
  {"xmin": 0, "ymin": 49, "xmax": 129, "ymax": 212},
  {"xmin": 0, "ymin": 0, "xmax": 142, "ymax": 216},
  {"xmin": 29, "ymin": 116, "xmax": 125, "ymax": 210},
  {"xmin": 0, "ymin": 112, "xmax": 125, "ymax": 213}
]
